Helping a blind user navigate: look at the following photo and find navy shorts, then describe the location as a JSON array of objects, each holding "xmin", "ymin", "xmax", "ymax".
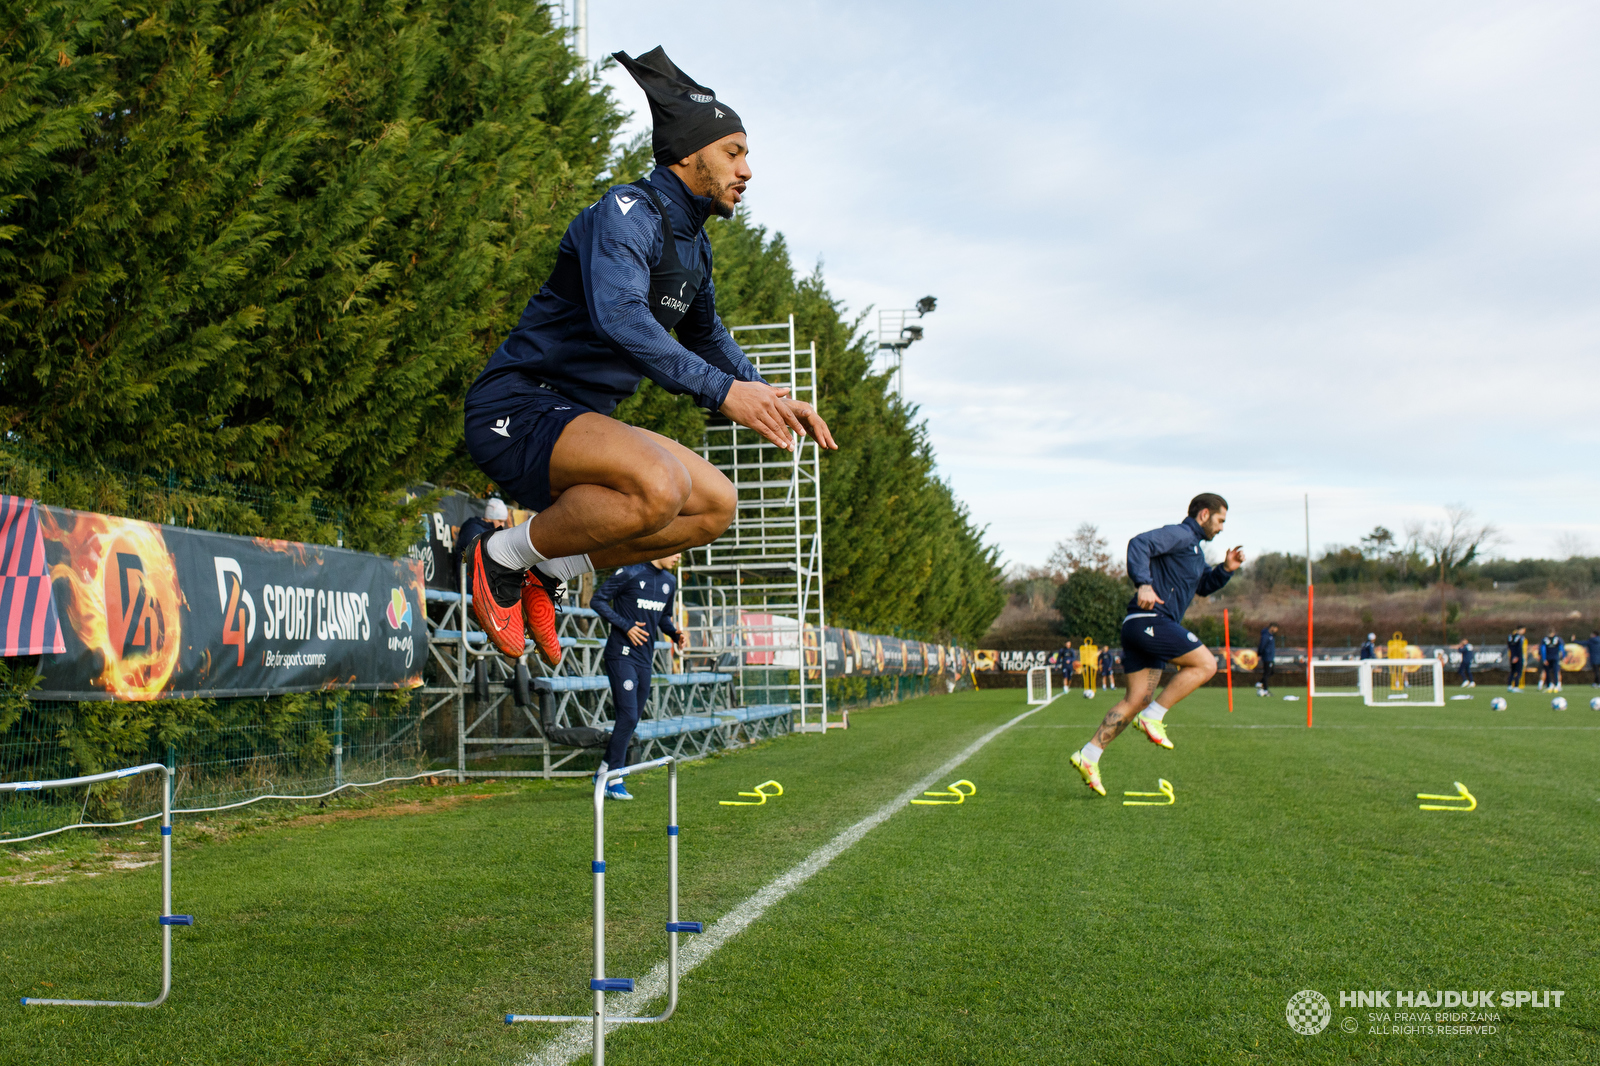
[
  {"xmin": 1120, "ymin": 613, "xmax": 1203, "ymax": 673},
  {"xmin": 464, "ymin": 381, "xmax": 593, "ymax": 512}
]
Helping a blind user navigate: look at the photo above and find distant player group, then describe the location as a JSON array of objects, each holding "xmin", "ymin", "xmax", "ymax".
[{"xmin": 1502, "ymin": 626, "xmax": 1600, "ymax": 693}]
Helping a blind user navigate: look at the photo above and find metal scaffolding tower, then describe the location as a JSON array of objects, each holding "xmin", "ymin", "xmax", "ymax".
[{"xmin": 680, "ymin": 317, "xmax": 836, "ymax": 731}]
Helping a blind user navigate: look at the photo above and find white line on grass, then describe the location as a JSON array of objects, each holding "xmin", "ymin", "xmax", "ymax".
[
  {"xmin": 518, "ymin": 694, "xmax": 1059, "ymax": 1066},
  {"xmin": 1018, "ymin": 723, "xmax": 1600, "ymax": 731}
]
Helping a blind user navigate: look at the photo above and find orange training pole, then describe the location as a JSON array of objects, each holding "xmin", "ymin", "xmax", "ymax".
[
  {"xmin": 1306, "ymin": 585, "xmax": 1315, "ymax": 727},
  {"xmin": 1223, "ymin": 608, "xmax": 1234, "ymax": 713}
]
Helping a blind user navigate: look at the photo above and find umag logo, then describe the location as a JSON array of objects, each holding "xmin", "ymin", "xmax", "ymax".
[
  {"xmin": 1286, "ymin": 990, "xmax": 1332, "ymax": 1035},
  {"xmin": 386, "ymin": 588, "xmax": 413, "ymax": 630}
]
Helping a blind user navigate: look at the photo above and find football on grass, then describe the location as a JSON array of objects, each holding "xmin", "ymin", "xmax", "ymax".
[
  {"xmin": 1491, "ymin": 697, "xmax": 1507, "ymax": 711},
  {"xmin": 1552, "ymin": 697, "xmax": 1568, "ymax": 710}
]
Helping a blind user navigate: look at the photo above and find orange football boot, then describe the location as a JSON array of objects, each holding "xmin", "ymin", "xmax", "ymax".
[
  {"xmin": 469, "ymin": 534, "xmax": 526, "ymax": 659},
  {"xmin": 521, "ymin": 567, "xmax": 565, "ymax": 667}
]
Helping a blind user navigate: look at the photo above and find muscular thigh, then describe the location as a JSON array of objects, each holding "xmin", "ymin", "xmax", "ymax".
[
  {"xmin": 548, "ymin": 414, "xmax": 685, "ymax": 499},
  {"xmin": 547, "ymin": 415, "xmax": 732, "ymax": 513},
  {"xmin": 632, "ymin": 427, "xmax": 734, "ymax": 516},
  {"xmin": 1169, "ymin": 646, "xmax": 1215, "ymax": 670}
]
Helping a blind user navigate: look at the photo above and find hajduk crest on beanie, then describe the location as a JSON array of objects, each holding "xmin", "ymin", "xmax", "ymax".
[{"xmin": 612, "ymin": 46, "xmax": 745, "ymax": 166}]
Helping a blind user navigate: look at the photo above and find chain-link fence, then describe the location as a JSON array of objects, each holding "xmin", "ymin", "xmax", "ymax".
[{"xmin": 0, "ymin": 689, "xmax": 447, "ymax": 842}]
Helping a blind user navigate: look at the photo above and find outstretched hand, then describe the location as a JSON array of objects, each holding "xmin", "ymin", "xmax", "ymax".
[
  {"xmin": 720, "ymin": 380, "xmax": 838, "ymax": 451},
  {"xmin": 782, "ymin": 398, "xmax": 838, "ymax": 450},
  {"xmin": 1224, "ymin": 545, "xmax": 1245, "ymax": 572},
  {"xmin": 1135, "ymin": 583, "xmax": 1165, "ymax": 609}
]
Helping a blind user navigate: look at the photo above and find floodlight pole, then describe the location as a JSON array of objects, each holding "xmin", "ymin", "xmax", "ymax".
[
  {"xmin": 875, "ymin": 297, "xmax": 936, "ymax": 396},
  {"xmin": 575, "ymin": 0, "xmax": 587, "ymax": 61}
]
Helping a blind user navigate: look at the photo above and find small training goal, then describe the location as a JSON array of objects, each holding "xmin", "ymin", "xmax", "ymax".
[{"xmin": 1308, "ymin": 659, "xmax": 1444, "ymax": 707}]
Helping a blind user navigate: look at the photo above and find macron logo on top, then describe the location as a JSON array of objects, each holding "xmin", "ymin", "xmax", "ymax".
[{"xmin": 616, "ymin": 195, "xmax": 638, "ymax": 216}]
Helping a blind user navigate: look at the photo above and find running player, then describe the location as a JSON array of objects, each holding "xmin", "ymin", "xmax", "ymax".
[
  {"xmin": 590, "ymin": 553, "xmax": 686, "ymax": 799},
  {"xmin": 1070, "ymin": 494, "xmax": 1244, "ymax": 796},
  {"xmin": 462, "ymin": 47, "xmax": 836, "ymax": 663}
]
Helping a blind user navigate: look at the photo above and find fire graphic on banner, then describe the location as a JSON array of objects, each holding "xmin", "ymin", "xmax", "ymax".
[{"xmin": 41, "ymin": 510, "xmax": 185, "ymax": 699}]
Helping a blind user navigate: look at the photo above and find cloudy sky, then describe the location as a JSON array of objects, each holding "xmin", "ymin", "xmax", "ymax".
[{"xmin": 583, "ymin": 0, "xmax": 1600, "ymax": 570}]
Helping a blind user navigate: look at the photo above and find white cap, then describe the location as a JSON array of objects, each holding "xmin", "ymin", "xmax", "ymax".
[
  {"xmin": 484, "ymin": 498, "xmax": 509, "ymax": 521},
  {"xmin": 1367, "ymin": 633, "xmax": 1376, "ymax": 640}
]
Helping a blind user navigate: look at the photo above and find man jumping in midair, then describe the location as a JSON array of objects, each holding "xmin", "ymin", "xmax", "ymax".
[
  {"xmin": 1070, "ymin": 494, "xmax": 1244, "ymax": 796},
  {"xmin": 461, "ymin": 47, "xmax": 836, "ymax": 661}
]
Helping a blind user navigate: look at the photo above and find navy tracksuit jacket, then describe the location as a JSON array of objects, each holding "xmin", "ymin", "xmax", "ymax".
[
  {"xmin": 592, "ymin": 564, "xmax": 682, "ymax": 770},
  {"xmin": 468, "ymin": 167, "xmax": 765, "ymax": 416},
  {"xmin": 1124, "ymin": 516, "xmax": 1234, "ymax": 622}
]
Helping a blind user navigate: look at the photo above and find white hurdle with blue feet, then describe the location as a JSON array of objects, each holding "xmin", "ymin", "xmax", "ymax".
[
  {"xmin": 505, "ymin": 755, "xmax": 701, "ymax": 1064},
  {"xmin": 2, "ymin": 762, "xmax": 194, "ymax": 1007}
]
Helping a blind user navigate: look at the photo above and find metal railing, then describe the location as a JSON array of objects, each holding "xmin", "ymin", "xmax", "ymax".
[
  {"xmin": 505, "ymin": 755, "xmax": 701, "ymax": 1065},
  {"xmin": 1, "ymin": 763, "xmax": 194, "ymax": 1008}
]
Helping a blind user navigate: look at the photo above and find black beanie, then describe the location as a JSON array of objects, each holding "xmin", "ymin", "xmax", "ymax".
[{"xmin": 612, "ymin": 47, "xmax": 745, "ymax": 166}]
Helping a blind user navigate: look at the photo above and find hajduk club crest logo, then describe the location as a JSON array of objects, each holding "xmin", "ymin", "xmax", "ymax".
[{"xmin": 1286, "ymin": 990, "xmax": 1332, "ymax": 1035}]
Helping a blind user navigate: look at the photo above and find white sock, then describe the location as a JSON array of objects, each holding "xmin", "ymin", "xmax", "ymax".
[
  {"xmin": 1141, "ymin": 703, "xmax": 1169, "ymax": 723},
  {"xmin": 487, "ymin": 520, "xmax": 545, "ymax": 570},
  {"xmin": 1079, "ymin": 742, "xmax": 1103, "ymax": 764},
  {"xmin": 536, "ymin": 553, "xmax": 594, "ymax": 583}
]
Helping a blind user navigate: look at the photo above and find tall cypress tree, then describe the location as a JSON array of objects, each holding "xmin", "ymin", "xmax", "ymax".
[
  {"xmin": 1, "ymin": 0, "xmax": 623, "ymax": 551},
  {"xmin": 2, "ymin": 6, "xmax": 1003, "ymax": 640}
]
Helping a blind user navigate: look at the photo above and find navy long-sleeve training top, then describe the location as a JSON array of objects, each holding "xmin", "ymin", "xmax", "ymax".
[
  {"xmin": 1541, "ymin": 636, "xmax": 1564, "ymax": 664},
  {"xmin": 469, "ymin": 167, "xmax": 765, "ymax": 416},
  {"xmin": 1123, "ymin": 516, "xmax": 1234, "ymax": 623},
  {"xmin": 1258, "ymin": 627, "xmax": 1276, "ymax": 661},
  {"xmin": 1507, "ymin": 633, "xmax": 1525, "ymax": 661},
  {"xmin": 592, "ymin": 564, "xmax": 681, "ymax": 657}
]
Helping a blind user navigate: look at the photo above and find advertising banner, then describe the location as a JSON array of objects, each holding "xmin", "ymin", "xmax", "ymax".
[
  {"xmin": 816, "ymin": 628, "xmax": 969, "ymax": 679},
  {"xmin": 407, "ymin": 490, "xmax": 488, "ymax": 591},
  {"xmin": 974, "ymin": 649, "xmax": 1054, "ymax": 672},
  {"xmin": 0, "ymin": 496, "xmax": 65, "ymax": 657},
  {"xmin": 27, "ymin": 502, "xmax": 425, "ymax": 701}
]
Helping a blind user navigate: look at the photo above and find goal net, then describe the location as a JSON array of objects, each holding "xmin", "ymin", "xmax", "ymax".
[
  {"xmin": 1309, "ymin": 659, "xmax": 1444, "ymax": 707},
  {"xmin": 1307, "ymin": 661, "xmax": 1363, "ymax": 698}
]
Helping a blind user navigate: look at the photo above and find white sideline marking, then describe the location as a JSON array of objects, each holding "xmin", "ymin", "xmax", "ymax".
[
  {"xmin": 519, "ymin": 695, "xmax": 1057, "ymax": 1066},
  {"xmin": 1018, "ymin": 723, "xmax": 1600, "ymax": 732}
]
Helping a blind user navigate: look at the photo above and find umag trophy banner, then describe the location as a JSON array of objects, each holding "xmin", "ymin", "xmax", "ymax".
[{"xmin": 18, "ymin": 499, "xmax": 425, "ymax": 701}]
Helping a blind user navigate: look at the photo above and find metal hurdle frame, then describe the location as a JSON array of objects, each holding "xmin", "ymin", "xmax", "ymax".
[
  {"xmin": 505, "ymin": 755, "xmax": 702, "ymax": 1065},
  {"xmin": 1026, "ymin": 664, "xmax": 1053, "ymax": 705},
  {"xmin": 1, "ymin": 763, "xmax": 194, "ymax": 1007}
]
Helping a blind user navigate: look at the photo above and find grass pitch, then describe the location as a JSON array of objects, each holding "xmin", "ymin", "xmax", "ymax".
[{"xmin": 2, "ymin": 685, "xmax": 1597, "ymax": 1064}]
